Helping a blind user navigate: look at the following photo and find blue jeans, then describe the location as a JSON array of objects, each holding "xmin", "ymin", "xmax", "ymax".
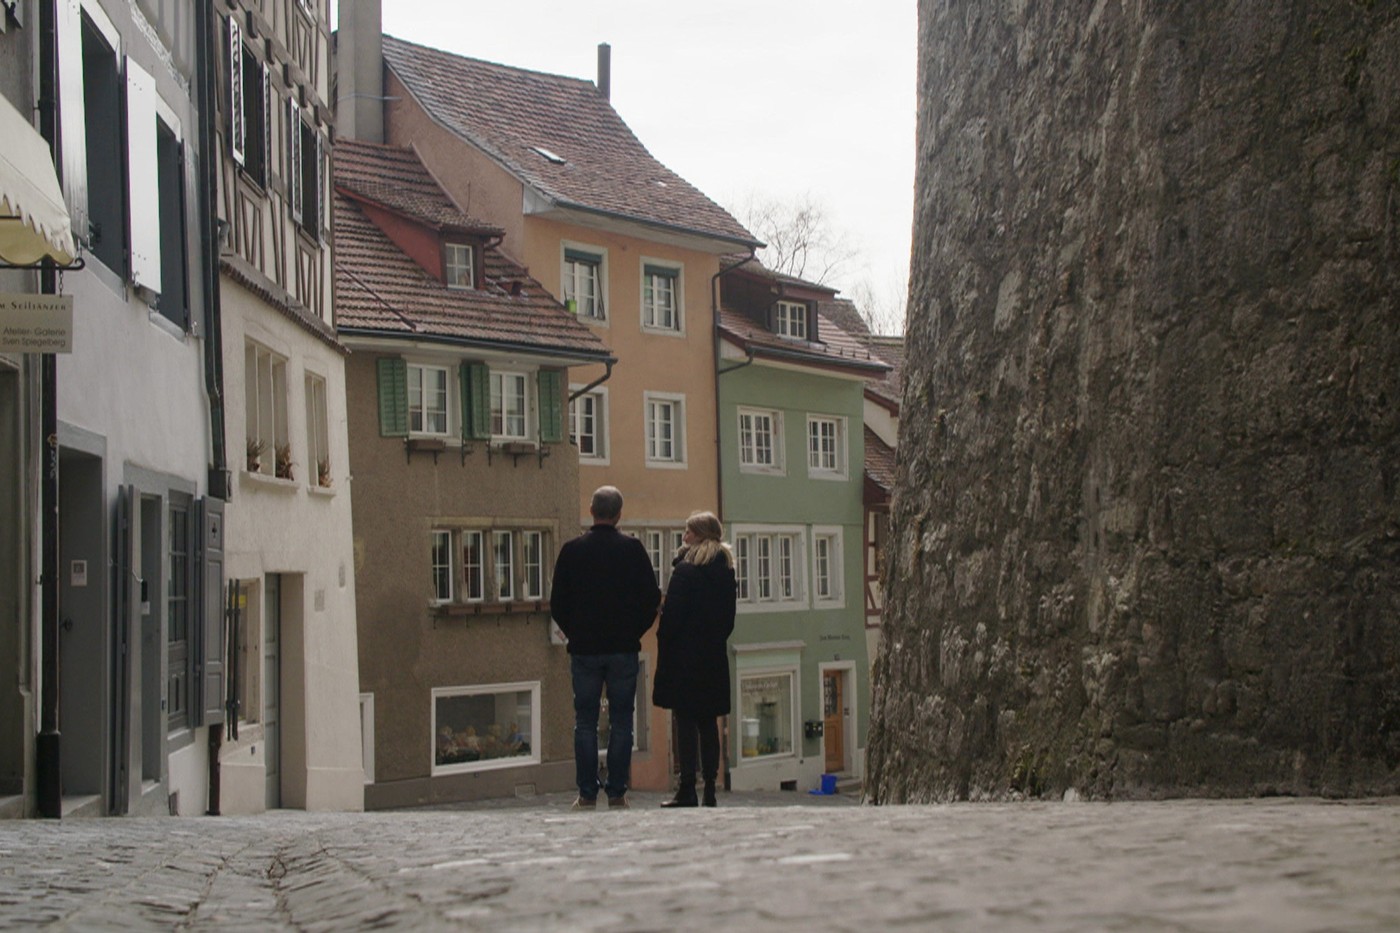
[{"xmin": 571, "ymin": 652, "xmax": 639, "ymax": 800}]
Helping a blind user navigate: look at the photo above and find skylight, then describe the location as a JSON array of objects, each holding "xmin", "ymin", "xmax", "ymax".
[{"xmin": 531, "ymin": 146, "xmax": 566, "ymax": 165}]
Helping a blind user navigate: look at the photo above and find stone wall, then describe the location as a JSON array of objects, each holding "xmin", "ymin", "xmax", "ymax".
[{"xmin": 868, "ymin": 0, "xmax": 1400, "ymax": 801}]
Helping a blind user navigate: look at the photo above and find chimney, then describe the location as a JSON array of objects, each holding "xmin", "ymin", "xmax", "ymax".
[
  {"xmin": 336, "ymin": 0, "xmax": 384, "ymax": 143},
  {"xmin": 596, "ymin": 43, "xmax": 611, "ymax": 101}
]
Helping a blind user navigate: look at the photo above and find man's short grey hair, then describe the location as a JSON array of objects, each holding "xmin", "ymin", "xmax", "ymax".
[{"xmin": 590, "ymin": 486, "xmax": 623, "ymax": 522}]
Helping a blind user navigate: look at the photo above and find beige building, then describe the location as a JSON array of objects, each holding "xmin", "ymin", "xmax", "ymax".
[
  {"xmin": 337, "ymin": 9, "xmax": 759, "ymax": 790},
  {"xmin": 213, "ymin": 0, "xmax": 363, "ymax": 813}
]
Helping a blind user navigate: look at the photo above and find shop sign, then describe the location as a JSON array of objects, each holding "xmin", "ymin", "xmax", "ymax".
[{"xmin": 0, "ymin": 293, "xmax": 74, "ymax": 353}]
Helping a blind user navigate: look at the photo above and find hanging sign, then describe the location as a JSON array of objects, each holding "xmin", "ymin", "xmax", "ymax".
[{"xmin": 0, "ymin": 293, "xmax": 74, "ymax": 353}]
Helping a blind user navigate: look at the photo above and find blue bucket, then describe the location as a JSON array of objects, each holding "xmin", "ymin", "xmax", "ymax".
[{"xmin": 820, "ymin": 773, "xmax": 837, "ymax": 795}]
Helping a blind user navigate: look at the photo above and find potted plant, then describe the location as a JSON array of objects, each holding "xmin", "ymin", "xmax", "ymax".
[
  {"xmin": 274, "ymin": 442, "xmax": 295, "ymax": 481},
  {"xmin": 246, "ymin": 437, "xmax": 266, "ymax": 473},
  {"xmin": 317, "ymin": 457, "xmax": 332, "ymax": 488}
]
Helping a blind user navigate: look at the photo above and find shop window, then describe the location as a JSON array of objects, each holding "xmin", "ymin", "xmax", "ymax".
[
  {"xmin": 739, "ymin": 672, "xmax": 795, "ymax": 759},
  {"xmin": 433, "ymin": 683, "xmax": 540, "ymax": 775}
]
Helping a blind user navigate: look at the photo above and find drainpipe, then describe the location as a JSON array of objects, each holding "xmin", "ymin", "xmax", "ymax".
[{"xmin": 35, "ymin": 0, "xmax": 61, "ymax": 820}]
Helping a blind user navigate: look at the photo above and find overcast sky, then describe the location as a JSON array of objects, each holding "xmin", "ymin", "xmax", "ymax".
[{"xmin": 358, "ymin": 1, "xmax": 917, "ymax": 329}]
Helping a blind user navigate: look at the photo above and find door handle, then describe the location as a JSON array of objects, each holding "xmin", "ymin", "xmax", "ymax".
[{"xmin": 61, "ymin": 617, "xmax": 74, "ymax": 633}]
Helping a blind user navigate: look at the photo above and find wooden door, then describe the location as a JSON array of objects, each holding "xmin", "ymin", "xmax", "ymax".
[{"xmin": 823, "ymin": 670, "xmax": 845, "ymax": 773}]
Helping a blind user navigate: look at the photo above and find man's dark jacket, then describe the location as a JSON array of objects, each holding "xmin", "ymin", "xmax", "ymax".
[{"xmin": 550, "ymin": 524, "xmax": 661, "ymax": 655}]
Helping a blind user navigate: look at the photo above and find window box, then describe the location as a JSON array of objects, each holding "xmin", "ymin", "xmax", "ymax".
[{"xmin": 432, "ymin": 600, "xmax": 550, "ymax": 618}]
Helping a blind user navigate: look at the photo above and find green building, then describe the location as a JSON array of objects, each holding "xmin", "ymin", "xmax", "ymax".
[{"xmin": 716, "ymin": 262, "xmax": 889, "ymax": 792}]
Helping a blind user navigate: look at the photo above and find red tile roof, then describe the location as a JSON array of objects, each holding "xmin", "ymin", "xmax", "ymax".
[
  {"xmin": 864, "ymin": 335, "xmax": 906, "ymax": 410},
  {"xmin": 864, "ymin": 426, "xmax": 898, "ymax": 494},
  {"xmin": 336, "ymin": 138, "xmax": 503, "ymax": 234},
  {"xmin": 332, "ymin": 140, "xmax": 613, "ymax": 360},
  {"xmin": 717, "ymin": 308, "xmax": 890, "ymax": 377},
  {"xmin": 382, "ymin": 35, "xmax": 759, "ymax": 249}
]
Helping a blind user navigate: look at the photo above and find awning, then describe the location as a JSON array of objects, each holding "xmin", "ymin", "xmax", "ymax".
[{"xmin": 0, "ymin": 92, "xmax": 77, "ymax": 267}]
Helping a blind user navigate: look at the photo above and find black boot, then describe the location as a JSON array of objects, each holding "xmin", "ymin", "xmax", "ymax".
[
  {"xmin": 661, "ymin": 780, "xmax": 698, "ymax": 808},
  {"xmin": 702, "ymin": 780, "xmax": 717, "ymax": 808}
]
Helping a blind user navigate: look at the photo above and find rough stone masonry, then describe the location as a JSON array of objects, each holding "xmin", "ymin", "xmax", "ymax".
[{"xmin": 869, "ymin": 1, "xmax": 1400, "ymax": 801}]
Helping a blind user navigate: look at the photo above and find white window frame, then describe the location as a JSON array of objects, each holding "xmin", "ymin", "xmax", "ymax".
[
  {"xmin": 244, "ymin": 340, "xmax": 288, "ymax": 476},
  {"xmin": 491, "ymin": 370, "xmax": 530, "ymax": 441},
  {"xmin": 732, "ymin": 525, "xmax": 807, "ymax": 612},
  {"xmin": 806, "ymin": 415, "xmax": 848, "ymax": 480},
  {"xmin": 640, "ymin": 258, "xmax": 683, "ymax": 335},
  {"xmin": 637, "ymin": 526, "xmax": 686, "ymax": 589},
  {"xmin": 562, "ymin": 241, "xmax": 607, "ymax": 323},
  {"xmin": 445, "ymin": 242, "xmax": 474, "ymax": 289},
  {"xmin": 522, "ymin": 530, "xmax": 546, "ymax": 600},
  {"xmin": 430, "ymin": 529, "xmax": 454, "ymax": 604},
  {"xmin": 493, "ymin": 530, "xmax": 515, "ymax": 601},
  {"xmin": 407, "ymin": 363, "xmax": 451, "ymax": 437},
  {"xmin": 569, "ymin": 384, "xmax": 609, "ymax": 465},
  {"xmin": 812, "ymin": 527, "xmax": 845, "ymax": 608},
  {"xmin": 736, "ymin": 667, "xmax": 799, "ymax": 762},
  {"xmin": 644, "ymin": 391, "xmax": 687, "ymax": 469},
  {"xmin": 738, "ymin": 407, "xmax": 784, "ymax": 475},
  {"xmin": 305, "ymin": 371, "xmax": 330, "ymax": 488},
  {"xmin": 775, "ymin": 300, "xmax": 808, "ymax": 340},
  {"xmin": 734, "ymin": 536, "xmax": 751, "ymax": 601},
  {"xmin": 462, "ymin": 530, "xmax": 485, "ymax": 603},
  {"xmin": 430, "ymin": 681, "xmax": 542, "ymax": 776},
  {"xmin": 359, "ymin": 693, "xmax": 375, "ymax": 784}
]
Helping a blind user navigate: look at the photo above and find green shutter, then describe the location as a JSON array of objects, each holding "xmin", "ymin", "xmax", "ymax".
[
  {"xmin": 376, "ymin": 357, "xmax": 408, "ymax": 437},
  {"xmin": 643, "ymin": 263, "xmax": 677, "ymax": 281},
  {"xmin": 538, "ymin": 370, "xmax": 564, "ymax": 443},
  {"xmin": 461, "ymin": 361, "xmax": 491, "ymax": 440}
]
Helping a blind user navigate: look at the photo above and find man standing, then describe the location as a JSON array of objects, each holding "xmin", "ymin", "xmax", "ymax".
[{"xmin": 551, "ymin": 486, "xmax": 662, "ymax": 809}]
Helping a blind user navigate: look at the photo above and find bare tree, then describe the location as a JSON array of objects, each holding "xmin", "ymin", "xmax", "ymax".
[
  {"xmin": 845, "ymin": 266, "xmax": 908, "ymax": 337},
  {"xmin": 731, "ymin": 191, "xmax": 859, "ymax": 286}
]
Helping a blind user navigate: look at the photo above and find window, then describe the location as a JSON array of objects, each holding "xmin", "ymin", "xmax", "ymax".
[
  {"xmin": 639, "ymin": 528, "xmax": 686, "ymax": 588},
  {"xmin": 82, "ymin": 11, "xmax": 126, "ymax": 272},
  {"xmin": 644, "ymin": 393, "xmax": 685, "ymax": 467},
  {"xmin": 493, "ymin": 531, "xmax": 515, "ymax": 601},
  {"xmin": 775, "ymin": 300, "xmax": 808, "ymax": 340},
  {"xmin": 813, "ymin": 530, "xmax": 843, "ymax": 605},
  {"xmin": 739, "ymin": 408, "xmax": 783, "ymax": 473},
  {"xmin": 167, "ymin": 501, "xmax": 191, "ymax": 732},
  {"xmin": 563, "ymin": 247, "xmax": 604, "ymax": 320},
  {"xmin": 739, "ymin": 672, "xmax": 795, "ymax": 759},
  {"xmin": 359, "ymin": 693, "xmax": 375, "ymax": 785},
  {"xmin": 229, "ymin": 17, "xmax": 269, "ymax": 187},
  {"xmin": 491, "ymin": 371, "xmax": 528, "ymax": 440},
  {"xmin": 155, "ymin": 118, "xmax": 189, "ymax": 327},
  {"xmin": 569, "ymin": 387, "xmax": 608, "ymax": 463},
  {"xmin": 445, "ymin": 243, "xmax": 474, "ymax": 289},
  {"xmin": 735, "ymin": 537, "xmax": 751, "ymax": 601},
  {"xmin": 431, "ymin": 530, "xmax": 453, "ymax": 603},
  {"xmin": 289, "ymin": 100, "xmax": 321, "ymax": 237},
  {"xmin": 408, "ymin": 364, "xmax": 449, "ymax": 435},
  {"xmin": 432, "ymin": 683, "xmax": 540, "ymax": 775},
  {"xmin": 430, "ymin": 527, "xmax": 549, "ymax": 608},
  {"xmin": 733, "ymin": 529, "xmax": 805, "ymax": 609},
  {"xmin": 807, "ymin": 416, "xmax": 847, "ymax": 478},
  {"xmin": 522, "ymin": 531, "xmax": 545, "ymax": 600},
  {"xmin": 245, "ymin": 342, "xmax": 288, "ymax": 475},
  {"xmin": 305, "ymin": 373, "xmax": 330, "ymax": 487},
  {"xmin": 641, "ymin": 262, "xmax": 681, "ymax": 332},
  {"xmin": 462, "ymin": 531, "xmax": 485, "ymax": 602}
]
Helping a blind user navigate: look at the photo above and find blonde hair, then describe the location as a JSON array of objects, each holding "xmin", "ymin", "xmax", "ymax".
[{"xmin": 683, "ymin": 511, "xmax": 734, "ymax": 568}]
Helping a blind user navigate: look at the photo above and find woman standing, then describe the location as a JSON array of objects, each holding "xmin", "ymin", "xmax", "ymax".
[{"xmin": 653, "ymin": 511, "xmax": 737, "ymax": 807}]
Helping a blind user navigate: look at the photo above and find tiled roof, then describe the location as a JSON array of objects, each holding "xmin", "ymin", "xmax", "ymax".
[
  {"xmin": 864, "ymin": 426, "xmax": 898, "ymax": 494},
  {"xmin": 721, "ymin": 254, "xmax": 839, "ymax": 295},
  {"xmin": 819, "ymin": 297, "xmax": 871, "ymax": 338},
  {"xmin": 718, "ymin": 308, "xmax": 890, "ymax": 377},
  {"xmin": 336, "ymin": 138, "xmax": 503, "ymax": 234},
  {"xmin": 383, "ymin": 35, "xmax": 758, "ymax": 248},
  {"xmin": 864, "ymin": 335, "xmax": 906, "ymax": 410},
  {"xmin": 332, "ymin": 142, "xmax": 612, "ymax": 359}
]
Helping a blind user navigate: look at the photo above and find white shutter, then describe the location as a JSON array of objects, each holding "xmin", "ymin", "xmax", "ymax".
[
  {"xmin": 55, "ymin": 0, "xmax": 87, "ymax": 235},
  {"xmin": 126, "ymin": 58, "xmax": 161, "ymax": 293},
  {"xmin": 229, "ymin": 16, "xmax": 245, "ymax": 165}
]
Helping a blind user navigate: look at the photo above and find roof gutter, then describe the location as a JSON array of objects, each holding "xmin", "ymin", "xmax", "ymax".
[
  {"xmin": 567, "ymin": 359, "xmax": 614, "ymax": 402},
  {"xmin": 712, "ymin": 250, "xmax": 758, "ymax": 523},
  {"xmin": 338, "ymin": 326, "xmax": 616, "ymax": 366}
]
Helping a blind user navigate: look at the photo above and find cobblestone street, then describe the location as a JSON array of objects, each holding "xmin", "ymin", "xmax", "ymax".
[{"xmin": 2, "ymin": 793, "xmax": 1398, "ymax": 931}]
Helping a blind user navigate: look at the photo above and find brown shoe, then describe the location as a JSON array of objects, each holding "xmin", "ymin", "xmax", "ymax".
[
  {"xmin": 571, "ymin": 796, "xmax": 597, "ymax": 810},
  {"xmin": 607, "ymin": 795, "xmax": 629, "ymax": 809}
]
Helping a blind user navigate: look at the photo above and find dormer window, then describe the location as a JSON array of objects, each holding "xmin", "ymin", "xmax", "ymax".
[
  {"xmin": 775, "ymin": 300, "xmax": 808, "ymax": 340},
  {"xmin": 446, "ymin": 242, "xmax": 474, "ymax": 289}
]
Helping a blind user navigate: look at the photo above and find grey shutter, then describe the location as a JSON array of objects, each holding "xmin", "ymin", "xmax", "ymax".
[
  {"xmin": 111, "ymin": 484, "xmax": 135, "ymax": 812},
  {"xmin": 197, "ymin": 496, "xmax": 226, "ymax": 726},
  {"xmin": 377, "ymin": 357, "xmax": 408, "ymax": 437}
]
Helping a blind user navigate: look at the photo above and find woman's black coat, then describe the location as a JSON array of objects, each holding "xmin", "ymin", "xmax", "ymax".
[{"xmin": 652, "ymin": 554, "xmax": 736, "ymax": 717}]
